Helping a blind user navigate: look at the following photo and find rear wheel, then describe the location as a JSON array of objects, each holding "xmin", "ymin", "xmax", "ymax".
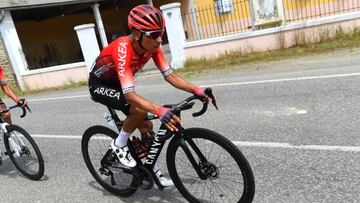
[
  {"xmin": 4, "ymin": 124, "xmax": 44, "ymax": 180},
  {"xmin": 167, "ymin": 128, "xmax": 255, "ymax": 203},
  {"xmin": 81, "ymin": 125, "xmax": 138, "ymax": 196}
]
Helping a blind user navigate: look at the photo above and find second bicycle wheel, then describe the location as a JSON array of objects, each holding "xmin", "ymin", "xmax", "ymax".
[
  {"xmin": 81, "ymin": 125, "xmax": 138, "ymax": 197},
  {"xmin": 4, "ymin": 124, "xmax": 44, "ymax": 180},
  {"xmin": 167, "ymin": 128, "xmax": 255, "ymax": 203}
]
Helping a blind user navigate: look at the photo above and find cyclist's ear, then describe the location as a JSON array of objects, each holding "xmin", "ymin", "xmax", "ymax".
[{"xmin": 133, "ymin": 30, "xmax": 141, "ymax": 40}]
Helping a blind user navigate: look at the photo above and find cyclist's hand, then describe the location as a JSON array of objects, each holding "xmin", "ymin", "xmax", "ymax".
[
  {"xmin": 16, "ymin": 98, "xmax": 27, "ymax": 108},
  {"xmin": 155, "ymin": 107, "xmax": 181, "ymax": 132},
  {"xmin": 192, "ymin": 87, "xmax": 217, "ymax": 104}
]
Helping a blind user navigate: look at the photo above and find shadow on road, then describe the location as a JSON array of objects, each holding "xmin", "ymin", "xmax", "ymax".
[
  {"xmin": 0, "ymin": 158, "xmax": 49, "ymax": 181},
  {"xmin": 87, "ymin": 179, "xmax": 187, "ymax": 202}
]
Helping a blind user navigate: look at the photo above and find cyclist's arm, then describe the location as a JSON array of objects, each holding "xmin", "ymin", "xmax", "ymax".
[
  {"xmin": 164, "ymin": 72, "xmax": 198, "ymax": 93},
  {"xmin": 124, "ymin": 92, "xmax": 181, "ymax": 131},
  {"xmin": 165, "ymin": 72, "xmax": 213, "ymax": 104},
  {"xmin": 124, "ymin": 92, "xmax": 161, "ymax": 115},
  {"xmin": 152, "ymin": 49, "xmax": 197, "ymax": 93},
  {"xmin": 0, "ymin": 83, "xmax": 20, "ymax": 103}
]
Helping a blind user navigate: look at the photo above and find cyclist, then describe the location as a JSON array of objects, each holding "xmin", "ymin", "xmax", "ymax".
[
  {"xmin": 88, "ymin": 4, "xmax": 216, "ymax": 187},
  {"xmin": 0, "ymin": 65, "xmax": 27, "ymax": 124}
]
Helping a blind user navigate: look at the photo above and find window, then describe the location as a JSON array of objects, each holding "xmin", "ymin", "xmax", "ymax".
[
  {"xmin": 255, "ymin": 0, "xmax": 279, "ymax": 20},
  {"xmin": 216, "ymin": 0, "xmax": 233, "ymax": 14}
]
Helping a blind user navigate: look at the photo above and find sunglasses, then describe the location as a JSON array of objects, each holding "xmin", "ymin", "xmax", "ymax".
[{"xmin": 139, "ymin": 29, "xmax": 165, "ymax": 40}]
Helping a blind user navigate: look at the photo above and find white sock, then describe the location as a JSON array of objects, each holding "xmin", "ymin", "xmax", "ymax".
[{"xmin": 115, "ymin": 129, "xmax": 131, "ymax": 147}]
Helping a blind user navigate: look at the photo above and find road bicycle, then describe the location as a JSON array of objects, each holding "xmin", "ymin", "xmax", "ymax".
[
  {"xmin": 0, "ymin": 103, "xmax": 44, "ymax": 180},
  {"xmin": 82, "ymin": 88, "xmax": 255, "ymax": 202}
]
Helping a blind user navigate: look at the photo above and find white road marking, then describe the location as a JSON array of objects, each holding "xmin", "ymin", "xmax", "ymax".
[
  {"xmin": 233, "ymin": 141, "xmax": 360, "ymax": 152},
  {"xmin": 31, "ymin": 134, "xmax": 360, "ymax": 152},
  {"xmin": 256, "ymin": 107, "xmax": 308, "ymax": 116},
  {"xmin": 285, "ymin": 107, "xmax": 308, "ymax": 116},
  {"xmin": 28, "ymin": 95, "xmax": 89, "ymax": 102},
  {"xmin": 32, "ymin": 134, "xmax": 111, "ymax": 140},
  {"xmin": 203, "ymin": 72, "xmax": 360, "ymax": 88}
]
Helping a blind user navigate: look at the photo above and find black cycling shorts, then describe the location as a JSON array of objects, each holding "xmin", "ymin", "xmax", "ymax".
[{"xmin": 88, "ymin": 75, "xmax": 130, "ymax": 115}]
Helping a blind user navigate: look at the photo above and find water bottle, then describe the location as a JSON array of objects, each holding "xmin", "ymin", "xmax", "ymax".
[
  {"xmin": 141, "ymin": 131, "xmax": 155, "ymax": 152},
  {"xmin": 130, "ymin": 136, "xmax": 147, "ymax": 159}
]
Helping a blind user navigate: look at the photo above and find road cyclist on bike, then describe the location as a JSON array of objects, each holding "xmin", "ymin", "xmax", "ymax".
[
  {"xmin": 0, "ymin": 64, "xmax": 28, "ymax": 166},
  {"xmin": 0, "ymin": 64, "xmax": 27, "ymax": 124},
  {"xmin": 88, "ymin": 4, "xmax": 216, "ymax": 188}
]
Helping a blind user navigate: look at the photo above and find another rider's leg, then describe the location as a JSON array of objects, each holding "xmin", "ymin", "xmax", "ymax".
[{"xmin": 0, "ymin": 103, "xmax": 11, "ymax": 124}]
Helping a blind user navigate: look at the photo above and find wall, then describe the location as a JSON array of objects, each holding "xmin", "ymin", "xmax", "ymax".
[
  {"xmin": 0, "ymin": 35, "xmax": 17, "ymax": 88},
  {"xmin": 183, "ymin": 12, "xmax": 360, "ymax": 59},
  {"xmin": 21, "ymin": 62, "xmax": 88, "ymax": 89}
]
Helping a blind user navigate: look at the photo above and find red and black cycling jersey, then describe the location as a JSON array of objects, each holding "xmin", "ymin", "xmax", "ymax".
[
  {"xmin": 0, "ymin": 65, "xmax": 7, "ymax": 85},
  {"xmin": 90, "ymin": 35, "xmax": 172, "ymax": 94}
]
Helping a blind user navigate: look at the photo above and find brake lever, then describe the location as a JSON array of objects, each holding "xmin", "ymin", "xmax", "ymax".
[
  {"xmin": 25, "ymin": 104, "xmax": 32, "ymax": 113},
  {"xmin": 204, "ymin": 88, "xmax": 218, "ymax": 110},
  {"xmin": 19, "ymin": 104, "xmax": 31, "ymax": 118}
]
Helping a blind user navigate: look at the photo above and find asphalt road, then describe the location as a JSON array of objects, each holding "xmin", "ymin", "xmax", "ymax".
[{"xmin": 0, "ymin": 48, "xmax": 360, "ymax": 202}]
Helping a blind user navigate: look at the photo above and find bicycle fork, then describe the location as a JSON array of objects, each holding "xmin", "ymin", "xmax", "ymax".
[
  {"xmin": 2, "ymin": 123, "xmax": 24, "ymax": 157},
  {"xmin": 178, "ymin": 137, "xmax": 217, "ymax": 180}
]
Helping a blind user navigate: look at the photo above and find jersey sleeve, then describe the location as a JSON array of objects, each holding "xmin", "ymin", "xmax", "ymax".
[
  {"xmin": 152, "ymin": 48, "xmax": 173, "ymax": 77},
  {"xmin": 113, "ymin": 41, "xmax": 135, "ymax": 94},
  {"xmin": 0, "ymin": 66, "xmax": 7, "ymax": 85}
]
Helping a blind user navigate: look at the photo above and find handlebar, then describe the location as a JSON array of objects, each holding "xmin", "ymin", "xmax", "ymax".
[
  {"xmin": 0, "ymin": 103, "xmax": 31, "ymax": 118},
  {"xmin": 168, "ymin": 87, "xmax": 218, "ymax": 118}
]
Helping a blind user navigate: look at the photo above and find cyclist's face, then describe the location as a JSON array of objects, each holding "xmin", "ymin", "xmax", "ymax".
[{"xmin": 136, "ymin": 30, "xmax": 163, "ymax": 53}]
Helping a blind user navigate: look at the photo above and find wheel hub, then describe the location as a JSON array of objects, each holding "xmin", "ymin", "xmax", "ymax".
[{"xmin": 200, "ymin": 161, "xmax": 219, "ymax": 180}]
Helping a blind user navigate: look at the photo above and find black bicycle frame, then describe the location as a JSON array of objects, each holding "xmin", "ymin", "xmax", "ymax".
[
  {"xmin": 106, "ymin": 106, "xmax": 173, "ymax": 170},
  {"xmin": 106, "ymin": 105, "xmax": 210, "ymax": 187}
]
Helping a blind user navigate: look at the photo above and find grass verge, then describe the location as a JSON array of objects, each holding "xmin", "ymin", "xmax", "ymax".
[{"xmin": 178, "ymin": 27, "xmax": 360, "ymax": 73}]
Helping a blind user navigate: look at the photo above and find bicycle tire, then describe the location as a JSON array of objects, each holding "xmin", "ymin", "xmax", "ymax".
[
  {"xmin": 4, "ymin": 124, "xmax": 44, "ymax": 180},
  {"xmin": 81, "ymin": 125, "xmax": 138, "ymax": 197},
  {"xmin": 166, "ymin": 128, "xmax": 255, "ymax": 203}
]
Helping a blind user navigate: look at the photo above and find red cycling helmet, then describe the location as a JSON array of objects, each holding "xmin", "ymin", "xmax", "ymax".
[{"xmin": 128, "ymin": 4, "xmax": 165, "ymax": 31}]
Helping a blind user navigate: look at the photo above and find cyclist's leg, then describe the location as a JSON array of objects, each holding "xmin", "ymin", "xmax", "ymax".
[
  {"xmin": 89, "ymin": 75, "xmax": 153, "ymax": 140},
  {"xmin": 138, "ymin": 119, "xmax": 153, "ymax": 140},
  {"xmin": 0, "ymin": 99, "xmax": 11, "ymax": 124},
  {"xmin": 89, "ymin": 79, "xmax": 137, "ymax": 167}
]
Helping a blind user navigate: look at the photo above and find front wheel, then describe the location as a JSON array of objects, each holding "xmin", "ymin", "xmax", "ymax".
[
  {"xmin": 4, "ymin": 124, "xmax": 44, "ymax": 180},
  {"xmin": 81, "ymin": 125, "xmax": 138, "ymax": 197},
  {"xmin": 167, "ymin": 128, "xmax": 255, "ymax": 203}
]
